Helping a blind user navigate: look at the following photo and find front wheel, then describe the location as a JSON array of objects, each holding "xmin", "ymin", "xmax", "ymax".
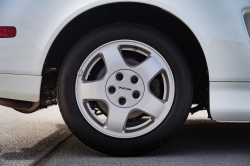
[{"xmin": 58, "ymin": 23, "xmax": 192, "ymax": 156}]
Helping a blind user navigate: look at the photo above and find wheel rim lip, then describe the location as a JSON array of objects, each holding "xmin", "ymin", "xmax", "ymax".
[{"xmin": 75, "ymin": 40, "xmax": 175, "ymax": 138}]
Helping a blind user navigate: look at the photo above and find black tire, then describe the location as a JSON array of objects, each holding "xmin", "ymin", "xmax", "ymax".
[{"xmin": 58, "ymin": 23, "xmax": 192, "ymax": 156}]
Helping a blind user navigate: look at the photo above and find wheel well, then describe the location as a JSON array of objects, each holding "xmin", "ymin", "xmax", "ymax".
[{"xmin": 42, "ymin": 2, "xmax": 209, "ymax": 107}]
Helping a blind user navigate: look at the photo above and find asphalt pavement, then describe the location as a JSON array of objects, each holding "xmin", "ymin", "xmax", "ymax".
[{"xmin": 1, "ymin": 105, "xmax": 250, "ymax": 166}]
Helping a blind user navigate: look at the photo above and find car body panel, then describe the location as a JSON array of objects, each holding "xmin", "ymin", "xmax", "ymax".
[
  {"xmin": 0, "ymin": 0, "xmax": 250, "ymax": 121},
  {"xmin": 0, "ymin": 74, "xmax": 41, "ymax": 101},
  {"xmin": 0, "ymin": 0, "xmax": 249, "ymax": 80},
  {"xmin": 210, "ymin": 82, "xmax": 250, "ymax": 122}
]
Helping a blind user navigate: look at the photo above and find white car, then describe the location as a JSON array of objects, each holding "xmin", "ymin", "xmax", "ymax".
[{"xmin": 0, "ymin": 0, "xmax": 250, "ymax": 156}]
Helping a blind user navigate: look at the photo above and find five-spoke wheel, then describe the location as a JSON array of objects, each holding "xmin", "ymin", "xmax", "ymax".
[
  {"xmin": 75, "ymin": 40, "xmax": 175, "ymax": 138},
  {"xmin": 58, "ymin": 24, "xmax": 192, "ymax": 156}
]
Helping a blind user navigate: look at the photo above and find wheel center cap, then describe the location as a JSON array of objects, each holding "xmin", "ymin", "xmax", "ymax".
[{"xmin": 106, "ymin": 70, "xmax": 145, "ymax": 108}]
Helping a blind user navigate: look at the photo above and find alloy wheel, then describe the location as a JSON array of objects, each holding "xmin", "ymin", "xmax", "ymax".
[{"xmin": 75, "ymin": 40, "xmax": 175, "ymax": 138}]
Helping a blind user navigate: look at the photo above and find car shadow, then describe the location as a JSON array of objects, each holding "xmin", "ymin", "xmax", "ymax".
[
  {"xmin": 2, "ymin": 119, "xmax": 250, "ymax": 165},
  {"xmin": 35, "ymin": 119, "xmax": 250, "ymax": 166},
  {"xmin": 145, "ymin": 120, "xmax": 250, "ymax": 157}
]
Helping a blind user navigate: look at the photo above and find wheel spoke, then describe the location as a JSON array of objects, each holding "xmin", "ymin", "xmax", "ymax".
[
  {"xmin": 106, "ymin": 106, "xmax": 129, "ymax": 133},
  {"xmin": 101, "ymin": 45, "xmax": 128, "ymax": 74},
  {"xmin": 78, "ymin": 80, "xmax": 106, "ymax": 101},
  {"xmin": 133, "ymin": 55, "xmax": 164, "ymax": 84},
  {"xmin": 135, "ymin": 90, "xmax": 166, "ymax": 119}
]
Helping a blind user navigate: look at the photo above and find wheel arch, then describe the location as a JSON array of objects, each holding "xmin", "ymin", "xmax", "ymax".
[{"xmin": 42, "ymin": 2, "xmax": 209, "ymax": 106}]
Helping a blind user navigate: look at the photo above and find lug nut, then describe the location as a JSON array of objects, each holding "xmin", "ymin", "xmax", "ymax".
[
  {"xmin": 131, "ymin": 76, "xmax": 138, "ymax": 84},
  {"xmin": 108, "ymin": 86, "xmax": 116, "ymax": 94},
  {"xmin": 133, "ymin": 91, "xmax": 140, "ymax": 99},
  {"xmin": 119, "ymin": 97, "xmax": 126, "ymax": 105},
  {"xmin": 116, "ymin": 73, "xmax": 123, "ymax": 81}
]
